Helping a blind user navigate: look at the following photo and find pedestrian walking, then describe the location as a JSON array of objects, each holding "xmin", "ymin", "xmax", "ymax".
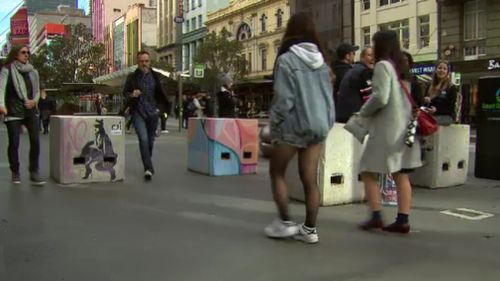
[
  {"xmin": 336, "ymin": 46, "xmax": 375, "ymax": 122},
  {"xmin": 357, "ymin": 30, "xmax": 422, "ymax": 234},
  {"xmin": 0, "ymin": 45, "xmax": 45, "ymax": 185},
  {"xmin": 38, "ymin": 86, "xmax": 56, "ymax": 134},
  {"xmin": 425, "ymin": 60, "xmax": 458, "ymax": 125},
  {"xmin": 264, "ymin": 13, "xmax": 335, "ymax": 244},
  {"xmin": 123, "ymin": 51, "xmax": 168, "ymax": 181},
  {"xmin": 217, "ymin": 75, "xmax": 236, "ymax": 118},
  {"xmin": 192, "ymin": 93, "xmax": 204, "ymax": 118},
  {"xmin": 95, "ymin": 93, "xmax": 105, "ymax": 115}
]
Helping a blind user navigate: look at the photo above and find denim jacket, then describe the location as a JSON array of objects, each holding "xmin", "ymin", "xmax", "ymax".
[{"xmin": 270, "ymin": 43, "xmax": 335, "ymax": 147}]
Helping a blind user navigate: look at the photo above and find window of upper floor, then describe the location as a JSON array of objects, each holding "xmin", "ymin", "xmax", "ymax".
[
  {"xmin": 260, "ymin": 14, "xmax": 268, "ymax": 33},
  {"xmin": 276, "ymin": 9, "xmax": 284, "ymax": 28},
  {"xmin": 379, "ymin": 0, "xmax": 406, "ymax": 8}
]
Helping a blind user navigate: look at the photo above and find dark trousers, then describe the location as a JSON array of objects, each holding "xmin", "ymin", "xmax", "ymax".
[
  {"xmin": 5, "ymin": 115, "xmax": 40, "ymax": 174},
  {"xmin": 159, "ymin": 114, "xmax": 167, "ymax": 131},
  {"xmin": 39, "ymin": 117, "xmax": 50, "ymax": 133},
  {"xmin": 183, "ymin": 115, "xmax": 189, "ymax": 129},
  {"xmin": 133, "ymin": 112, "xmax": 158, "ymax": 173}
]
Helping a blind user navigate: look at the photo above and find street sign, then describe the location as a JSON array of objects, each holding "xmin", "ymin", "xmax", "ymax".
[
  {"xmin": 193, "ymin": 64, "xmax": 205, "ymax": 78},
  {"xmin": 174, "ymin": 16, "xmax": 184, "ymax": 24}
]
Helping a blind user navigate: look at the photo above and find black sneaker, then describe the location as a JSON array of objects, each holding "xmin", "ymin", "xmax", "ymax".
[
  {"xmin": 12, "ymin": 173, "xmax": 21, "ymax": 184},
  {"xmin": 30, "ymin": 172, "xmax": 46, "ymax": 186},
  {"xmin": 144, "ymin": 170, "xmax": 153, "ymax": 181}
]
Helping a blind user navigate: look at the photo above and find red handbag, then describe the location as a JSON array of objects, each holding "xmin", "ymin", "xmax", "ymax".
[{"xmin": 399, "ymin": 80, "xmax": 438, "ymax": 136}]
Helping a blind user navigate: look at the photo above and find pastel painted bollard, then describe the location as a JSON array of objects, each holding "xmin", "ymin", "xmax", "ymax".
[
  {"xmin": 50, "ymin": 116, "xmax": 126, "ymax": 184},
  {"xmin": 187, "ymin": 118, "xmax": 258, "ymax": 176}
]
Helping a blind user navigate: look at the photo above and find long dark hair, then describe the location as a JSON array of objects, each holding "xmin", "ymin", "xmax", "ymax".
[
  {"xmin": 5, "ymin": 45, "xmax": 29, "ymax": 65},
  {"xmin": 276, "ymin": 13, "xmax": 329, "ymax": 63},
  {"xmin": 372, "ymin": 31, "xmax": 410, "ymax": 81}
]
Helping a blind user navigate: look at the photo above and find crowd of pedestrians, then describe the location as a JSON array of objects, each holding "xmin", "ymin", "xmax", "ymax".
[
  {"xmin": 265, "ymin": 12, "xmax": 458, "ymax": 243},
  {"xmin": 0, "ymin": 12, "xmax": 460, "ymax": 245}
]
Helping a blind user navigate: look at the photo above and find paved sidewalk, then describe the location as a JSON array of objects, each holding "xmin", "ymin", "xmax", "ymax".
[{"xmin": 0, "ymin": 127, "xmax": 498, "ymax": 281}]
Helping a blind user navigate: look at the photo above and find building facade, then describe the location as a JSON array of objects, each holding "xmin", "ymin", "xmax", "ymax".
[
  {"xmin": 354, "ymin": 0, "xmax": 438, "ymax": 63},
  {"xmin": 157, "ymin": 0, "xmax": 179, "ymax": 67},
  {"xmin": 125, "ymin": 4, "xmax": 157, "ymax": 66},
  {"xmin": 91, "ymin": 0, "xmax": 150, "ymax": 43},
  {"xmin": 440, "ymin": 0, "xmax": 500, "ymax": 86},
  {"xmin": 103, "ymin": 3, "xmax": 157, "ymax": 73},
  {"xmin": 181, "ymin": 0, "xmax": 230, "ymax": 72},
  {"xmin": 290, "ymin": 0, "xmax": 354, "ymax": 54},
  {"xmin": 29, "ymin": 6, "xmax": 90, "ymax": 54},
  {"xmin": 206, "ymin": 0, "xmax": 290, "ymax": 81},
  {"xmin": 24, "ymin": 0, "xmax": 77, "ymax": 15},
  {"xmin": 439, "ymin": 0, "xmax": 500, "ymax": 123},
  {"xmin": 113, "ymin": 16, "xmax": 126, "ymax": 70}
]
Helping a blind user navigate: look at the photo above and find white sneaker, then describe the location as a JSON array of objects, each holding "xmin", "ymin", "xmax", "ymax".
[
  {"xmin": 161, "ymin": 130, "xmax": 169, "ymax": 134},
  {"xmin": 294, "ymin": 224, "xmax": 319, "ymax": 244},
  {"xmin": 264, "ymin": 219, "xmax": 299, "ymax": 239},
  {"xmin": 144, "ymin": 170, "xmax": 153, "ymax": 181}
]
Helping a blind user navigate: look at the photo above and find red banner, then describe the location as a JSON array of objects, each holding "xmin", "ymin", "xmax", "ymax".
[
  {"xmin": 178, "ymin": 0, "xmax": 184, "ymax": 18},
  {"xmin": 11, "ymin": 21, "xmax": 29, "ymax": 36},
  {"xmin": 10, "ymin": 7, "xmax": 29, "ymax": 45}
]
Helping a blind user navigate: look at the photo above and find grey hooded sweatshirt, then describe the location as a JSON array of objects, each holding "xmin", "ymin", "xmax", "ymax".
[{"xmin": 270, "ymin": 43, "xmax": 335, "ymax": 148}]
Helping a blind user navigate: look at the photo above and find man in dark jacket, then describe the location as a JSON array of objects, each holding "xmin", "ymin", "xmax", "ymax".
[
  {"xmin": 332, "ymin": 43, "xmax": 359, "ymax": 101},
  {"xmin": 217, "ymin": 74, "xmax": 236, "ymax": 118},
  {"xmin": 336, "ymin": 47, "xmax": 374, "ymax": 122},
  {"xmin": 123, "ymin": 51, "xmax": 168, "ymax": 180}
]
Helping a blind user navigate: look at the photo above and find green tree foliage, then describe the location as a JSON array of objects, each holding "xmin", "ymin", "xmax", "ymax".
[
  {"xmin": 193, "ymin": 28, "xmax": 248, "ymax": 93},
  {"xmin": 31, "ymin": 23, "xmax": 107, "ymax": 88}
]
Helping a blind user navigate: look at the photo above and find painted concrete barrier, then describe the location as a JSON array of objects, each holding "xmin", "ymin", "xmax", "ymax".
[
  {"xmin": 50, "ymin": 116, "xmax": 126, "ymax": 184},
  {"xmin": 187, "ymin": 118, "xmax": 258, "ymax": 176},
  {"xmin": 410, "ymin": 124, "xmax": 470, "ymax": 189},
  {"xmin": 288, "ymin": 123, "xmax": 365, "ymax": 206}
]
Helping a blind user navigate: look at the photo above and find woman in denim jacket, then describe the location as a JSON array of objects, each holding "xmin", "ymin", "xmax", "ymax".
[{"xmin": 264, "ymin": 13, "xmax": 335, "ymax": 244}]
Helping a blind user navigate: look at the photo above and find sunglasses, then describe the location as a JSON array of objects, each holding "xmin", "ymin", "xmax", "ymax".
[{"xmin": 20, "ymin": 51, "xmax": 30, "ymax": 55}]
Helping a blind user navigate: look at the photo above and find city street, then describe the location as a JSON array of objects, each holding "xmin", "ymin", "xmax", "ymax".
[{"xmin": 0, "ymin": 123, "xmax": 499, "ymax": 281}]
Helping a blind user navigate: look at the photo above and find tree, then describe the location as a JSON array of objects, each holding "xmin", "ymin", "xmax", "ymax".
[
  {"xmin": 193, "ymin": 28, "xmax": 248, "ymax": 93},
  {"xmin": 31, "ymin": 23, "xmax": 107, "ymax": 88}
]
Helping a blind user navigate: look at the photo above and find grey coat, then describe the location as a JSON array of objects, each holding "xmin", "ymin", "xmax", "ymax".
[
  {"xmin": 359, "ymin": 60, "xmax": 422, "ymax": 174},
  {"xmin": 270, "ymin": 43, "xmax": 335, "ymax": 148}
]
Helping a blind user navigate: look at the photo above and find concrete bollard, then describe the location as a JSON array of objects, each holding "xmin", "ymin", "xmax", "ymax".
[
  {"xmin": 50, "ymin": 116, "xmax": 126, "ymax": 184},
  {"xmin": 410, "ymin": 124, "xmax": 470, "ymax": 189},
  {"xmin": 287, "ymin": 123, "xmax": 366, "ymax": 206},
  {"xmin": 187, "ymin": 118, "xmax": 258, "ymax": 176}
]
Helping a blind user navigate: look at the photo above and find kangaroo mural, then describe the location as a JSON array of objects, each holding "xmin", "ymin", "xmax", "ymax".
[{"xmin": 79, "ymin": 119, "xmax": 118, "ymax": 181}]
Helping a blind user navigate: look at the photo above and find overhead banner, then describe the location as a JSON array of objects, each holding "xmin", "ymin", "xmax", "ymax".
[{"xmin": 10, "ymin": 7, "xmax": 29, "ymax": 46}]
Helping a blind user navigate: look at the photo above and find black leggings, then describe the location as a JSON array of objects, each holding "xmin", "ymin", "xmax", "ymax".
[{"xmin": 5, "ymin": 115, "xmax": 40, "ymax": 174}]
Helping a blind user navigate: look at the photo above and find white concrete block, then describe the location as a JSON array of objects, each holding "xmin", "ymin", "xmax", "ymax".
[
  {"xmin": 50, "ymin": 116, "xmax": 126, "ymax": 184},
  {"xmin": 287, "ymin": 124, "xmax": 365, "ymax": 206},
  {"xmin": 410, "ymin": 125, "xmax": 470, "ymax": 188}
]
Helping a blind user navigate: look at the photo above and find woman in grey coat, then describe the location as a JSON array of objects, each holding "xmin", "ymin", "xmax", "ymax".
[
  {"xmin": 358, "ymin": 31, "xmax": 422, "ymax": 234},
  {"xmin": 264, "ymin": 13, "xmax": 335, "ymax": 244}
]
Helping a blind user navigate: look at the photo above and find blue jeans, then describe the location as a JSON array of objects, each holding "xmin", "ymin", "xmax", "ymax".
[{"xmin": 133, "ymin": 112, "xmax": 158, "ymax": 172}]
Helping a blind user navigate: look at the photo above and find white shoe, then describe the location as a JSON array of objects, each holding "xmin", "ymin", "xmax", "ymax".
[
  {"xmin": 144, "ymin": 170, "xmax": 153, "ymax": 181},
  {"xmin": 161, "ymin": 130, "xmax": 169, "ymax": 134},
  {"xmin": 264, "ymin": 219, "xmax": 299, "ymax": 239},
  {"xmin": 294, "ymin": 224, "xmax": 319, "ymax": 244}
]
